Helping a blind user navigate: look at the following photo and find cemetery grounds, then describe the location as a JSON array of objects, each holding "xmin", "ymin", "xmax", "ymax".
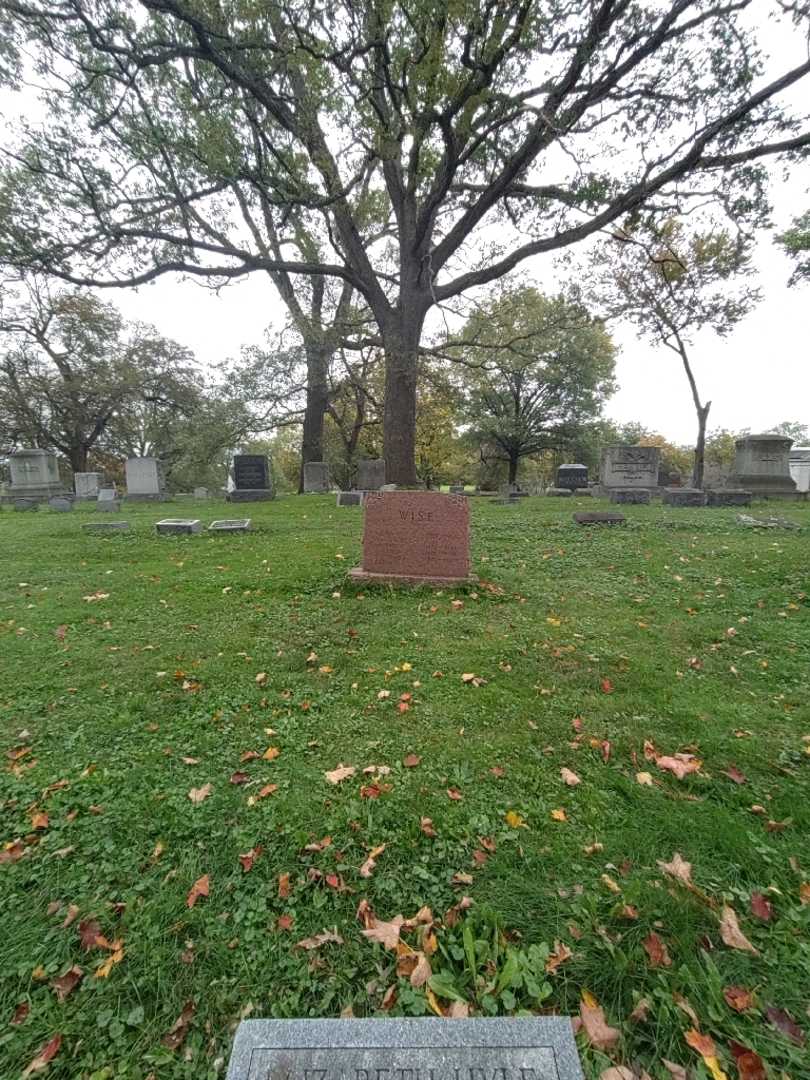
[{"xmin": 1, "ymin": 495, "xmax": 809, "ymax": 1080}]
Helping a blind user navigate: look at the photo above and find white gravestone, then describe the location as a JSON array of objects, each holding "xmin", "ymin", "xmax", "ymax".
[{"xmin": 125, "ymin": 457, "xmax": 166, "ymax": 500}]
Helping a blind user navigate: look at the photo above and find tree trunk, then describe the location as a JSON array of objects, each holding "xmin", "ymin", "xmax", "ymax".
[
  {"xmin": 70, "ymin": 446, "xmax": 88, "ymax": 472},
  {"xmin": 298, "ymin": 345, "xmax": 331, "ymax": 493},
  {"xmin": 692, "ymin": 401, "xmax": 711, "ymax": 489},
  {"xmin": 381, "ymin": 314, "xmax": 423, "ymax": 487},
  {"xmin": 508, "ymin": 454, "xmax": 519, "ymax": 486}
]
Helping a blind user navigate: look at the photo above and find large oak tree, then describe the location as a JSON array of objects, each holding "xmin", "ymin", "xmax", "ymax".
[{"xmin": 1, "ymin": 0, "xmax": 809, "ymax": 483}]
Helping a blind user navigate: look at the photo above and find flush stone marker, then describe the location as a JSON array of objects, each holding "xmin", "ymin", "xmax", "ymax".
[
  {"xmin": 225, "ymin": 1017, "xmax": 583, "ymax": 1080},
  {"xmin": 350, "ymin": 491, "xmax": 472, "ymax": 586}
]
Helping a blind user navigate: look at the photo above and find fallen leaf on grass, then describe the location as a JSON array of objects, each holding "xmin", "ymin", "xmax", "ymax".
[
  {"xmin": 600, "ymin": 874, "xmax": 621, "ymax": 893},
  {"xmin": 719, "ymin": 905, "xmax": 758, "ymax": 954},
  {"xmin": 729, "ymin": 1042, "xmax": 766, "ymax": 1080},
  {"xmin": 256, "ymin": 783, "xmax": 278, "ymax": 799},
  {"xmin": 325, "ymin": 763, "xmax": 356, "ymax": 784},
  {"xmin": 94, "ymin": 944, "xmax": 124, "ymax": 978},
  {"xmin": 580, "ymin": 989, "xmax": 620, "ymax": 1051},
  {"xmin": 545, "ymin": 940, "xmax": 572, "ymax": 974},
  {"xmin": 599, "ymin": 1069, "xmax": 637, "ymax": 1080},
  {"xmin": 403, "ymin": 754, "xmax": 421, "ymax": 768},
  {"xmin": 295, "ymin": 928, "xmax": 344, "ymax": 951},
  {"xmin": 263, "ymin": 746, "xmax": 281, "ymax": 761},
  {"xmin": 643, "ymin": 931, "xmax": 672, "ymax": 967},
  {"xmin": 420, "ymin": 817, "xmax": 436, "ymax": 837},
  {"xmin": 600, "ymin": 679, "xmax": 614, "ymax": 694},
  {"xmin": 161, "ymin": 1001, "xmax": 195, "ymax": 1050},
  {"xmin": 629, "ymin": 997, "xmax": 650, "ymax": 1022},
  {"xmin": 446, "ymin": 788, "xmax": 463, "ymax": 801},
  {"xmin": 229, "ymin": 771, "xmax": 250, "ymax": 785},
  {"xmin": 359, "ymin": 844, "xmax": 386, "ymax": 878},
  {"xmin": 765, "ymin": 1005, "xmax": 806, "ymax": 1046},
  {"xmin": 749, "ymin": 892, "xmax": 773, "ymax": 921},
  {"xmin": 238, "ymin": 847, "xmax": 262, "ymax": 873},
  {"xmin": 277, "ymin": 914, "xmax": 294, "ymax": 931},
  {"xmin": 723, "ymin": 986, "xmax": 754, "ymax": 1012},
  {"xmin": 361, "ymin": 782, "xmax": 391, "ymax": 799},
  {"xmin": 800, "ymin": 882, "xmax": 810, "ymax": 905},
  {"xmin": 662, "ymin": 1063, "xmax": 687, "ymax": 1080},
  {"xmin": 361, "ymin": 914, "xmax": 404, "ymax": 951},
  {"xmin": 550, "ymin": 808, "xmax": 567, "ymax": 822},
  {"xmin": 188, "ymin": 784, "xmax": 212, "ymax": 804},
  {"xmin": 461, "ymin": 672, "xmax": 486, "ymax": 686},
  {"xmin": 722, "ymin": 765, "xmax": 747, "ymax": 784},
  {"xmin": 78, "ymin": 918, "xmax": 101, "ymax": 949},
  {"xmin": 22, "ymin": 1034, "xmax": 62, "ymax": 1077},
  {"xmin": 657, "ymin": 852, "xmax": 693, "ymax": 887},
  {"xmin": 31, "ymin": 811, "xmax": 49, "ymax": 830},
  {"xmin": 656, "ymin": 753, "xmax": 701, "ymax": 780},
  {"xmin": 560, "ymin": 768, "xmax": 581, "ymax": 787},
  {"xmin": 636, "ymin": 771, "xmax": 654, "ymax": 786},
  {"xmin": 11, "ymin": 1002, "xmax": 30, "ymax": 1025},
  {"xmin": 684, "ymin": 1030, "xmax": 728, "ymax": 1080},
  {"xmin": 504, "ymin": 810, "xmax": 526, "ymax": 828},
  {"xmin": 278, "ymin": 873, "xmax": 291, "ymax": 899},
  {"xmin": 0, "ymin": 840, "xmax": 26, "ymax": 863},
  {"xmin": 51, "ymin": 966, "xmax": 83, "ymax": 1002},
  {"xmin": 186, "ymin": 874, "xmax": 210, "ymax": 909}
]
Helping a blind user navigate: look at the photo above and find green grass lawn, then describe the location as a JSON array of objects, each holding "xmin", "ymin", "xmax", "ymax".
[{"xmin": 1, "ymin": 494, "xmax": 809, "ymax": 1080}]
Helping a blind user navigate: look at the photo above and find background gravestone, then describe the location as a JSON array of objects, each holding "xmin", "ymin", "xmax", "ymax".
[
  {"xmin": 9, "ymin": 448, "xmax": 65, "ymax": 501},
  {"xmin": 74, "ymin": 471, "xmax": 104, "ymax": 500},
  {"xmin": 356, "ymin": 458, "xmax": 386, "ymax": 491},
  {"xmin": 600, "ymin": 446, "xmax": 660, "ymax": 492},
  {"xmin": 96, "ymin": 488, "xmax": 121, "ymax": 512},
  {"xmin": 336, "ymin": 491, "xmax": 365, "ymax": 507},
  {"xmin": 556, "ymin": 463, "xmax": 588, "ymax": 490},
  {"xmin": 48, "ymin": 495, "xmax": 74, "ymax": 512},
  {"xmin": 350, "ymin": 491, "xmax": 472, "ymax": 585},
  {"xmin": 303, "ymin": 461, "xmax": 331, "ymax": 492},
  {"xmin": 125, "ymin": 457, "xmax": 166, "ymax": 501},
  {"xmin": 730, "ymin": 434, "xmax": 797, "ymax": 497},
  {"xmin": 225, "ymin": 1017, "xmax": 584, "ymax": 1080},
  {"xmin": 789, "ymin": 446, "xmax": 810, "ymax": 493},
  {"xmin": 229, "ymin": 455, "xmax": 274, "ymax": 502}
]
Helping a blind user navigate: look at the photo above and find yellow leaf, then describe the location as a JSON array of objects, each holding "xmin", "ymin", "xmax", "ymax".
[
  {"xmin": 601, "ymin": 874, "xmax": 621, "ymax": 893},
  {"xmin": 581, "ymin": 988, "xmax": 598, "ymax": 1008},
  {"xmin": 426, "ymin": 987, "xmax": 444, "ymax": 1017},
  {"xmin": 551, "ymin": 808, "xmax": 567, "ymax": 822},
  {"xmin": 263, "ymin": 746, "xmax": 281, "ymax": 761},
  {"xmin": 95, "ymin": 946, "xmax": 124, "ymax": 979},
  {"xmin": 504, "ymin": 810, "xmax": 526, "ymax": 829}
]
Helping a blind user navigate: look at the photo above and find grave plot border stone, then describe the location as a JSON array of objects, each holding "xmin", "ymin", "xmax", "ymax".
[
  {"xmin": 706, "ymin": 489, "xmax": 752, "ymax": 507},
  {"xmin": 155, "ymin": 518, "xmax": 202, "ymax": 535},
  {"xmin": 662, "ymin": 487, "xmax": 707, "ymax": 507},
  {"xmin": 82, "ymin": 521, "xmax": 130, "ymax": 532},
  {"xmin": 573, "ymin": 511, "xmax": 626, "ymax": 525},
  {"xmin": 610, "ymin": 488, "xmax": 651, "ymax": 505},
  {"xmin": 225, "ymin": 1016, "xmax": 584, "ymax": 1080}
]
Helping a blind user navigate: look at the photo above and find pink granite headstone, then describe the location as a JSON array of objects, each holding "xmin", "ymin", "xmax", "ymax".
[{"xmin": 349, "ymin": 491, "xmax": 472, "ymax": 585}]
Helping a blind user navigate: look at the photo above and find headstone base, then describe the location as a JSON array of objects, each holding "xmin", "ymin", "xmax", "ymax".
[
  {"xmin": 610, "ymin": 488, "xmax": 651, "ymax": 505},
  {"xmin": 209, "ymin": 519, "xmax": 251, "ymax": 532},
  {"xmin": 13, "ymin": 498, "xmax": 39, "ymax": 511},
  {"xmin": 336, "ymin": 491, "xmax": 366, "ymax": 507},
  {"xmin": 349, "ymin": 567, "xmax": 476, "ymax": 587},
  {"xmin": 48, "ymin": 496, "xmax": 74, "ymax": 512},
  {"xmin": 125, "ymin": 493, "xmax": 171, "ymax": 502},
  {"xmin": 663, "ymin": 487, "xmax": 707, "ymax": 507},
  {"xmin": 574, "ymin": 511, "xmax": 626, "ymax": 525},
  {"xmin": 227, "ymin": 489, "xmax": 275, "ymax": 502},
  {"xmin": 545, "ymin": 487, "xmax": 572, "ymax": 497},
  {"xmin": 706, "ymin": 489, "xmax": 752, "ymax": 507}
]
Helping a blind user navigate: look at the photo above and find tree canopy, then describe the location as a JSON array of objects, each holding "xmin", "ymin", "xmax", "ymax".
[
  {"xmin": 1, "ymin": 1, "xmax": 809, "ymax": 481},
  {"xmin": 776, "ymin": 210, "xmax": 810, "ymax": 286}
]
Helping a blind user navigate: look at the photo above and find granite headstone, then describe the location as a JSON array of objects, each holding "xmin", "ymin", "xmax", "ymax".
[
  {"xmin": 230, "ymin": 455, "xmax": 274, "ymax": 502},
  {"xmin": 74, "ymin": 472, "xmax": 104, "ymax": 500},
  {"xmin": 730, "ymin": 434, "xmax": 797, "ymax": 497},
  {"xmin": 600, "ymin": 446, "xmax": 660, "ymax": 492},
  {"xmin": 350, "ymin": 491, "xmax": 473, "ymax": 586},
  {"xmin": 9, "ymin": 448, "xmax": 65, "ymax": 500},
  {"xmin": 303, "ymin": 461, "xmax": 331, "ymax": 493},
  {"xmin": 556, "ymin": 463, "xmax": 588, "ymax": 491},
  {"xmin": 225, "ymin": 1017, "xmax": 583, "ymax": 1080},
  {"xmin": 610, "ymin": 489, "xmax": 651, "ymax": 505},
  {"xmin": 125, "ymin": 456, "xmax": 166, "ymax": 501},
  {"xmin": 356, "ymin": 458, "xmax": 386, "ymax": 491}
]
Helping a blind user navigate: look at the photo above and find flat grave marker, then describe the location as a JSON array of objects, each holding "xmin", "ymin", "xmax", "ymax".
[
  {"xmin": 209, "ymin": 519, "xmax": 252, "ymax": 532},
  {"xmin": 156, "ymin": 518, "xmax": 202, "ymax": 535},
  {"xmin": 82, "ymin": 521, "xmax": 130, "ymax": 532},
  {"xmin": 225, "ymin": 1017, "xmax": 583, "ymax": 1080}
]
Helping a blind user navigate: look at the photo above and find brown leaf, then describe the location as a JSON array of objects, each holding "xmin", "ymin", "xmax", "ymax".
[
  {"xmin": 262, "ymin": 746, "xmax": 281, "ymax": 761},
  {"xmin": 10, "ymin": 1002, "xmax": 30, "ymax": 1025},
  {"xmin": 729, "ymin": 1042, "xmax": 766, "ymax": 1080},
  {"xmin": 580, "ymin": 991, "xmax": 620, "ymax": 1051},
  {"xmin": 402, "ymin": 754, "xmax": 421, "ymax": 768},
  {"xmin": 656, "ymin": 753, "xmax": 701, "ymax": 779},
  {"xmin": 22, "ymin": 1033, "xmax": 62, "ymax": 1077},
  {"xmin": 187, "ymin": 783, "xmax": 212, "ymax": 804},
  {"xmin": 325, "ymin": 763, "xmax": 356, "ymax": 784},
  {"xmin": 765, "ymin": 1005, "xmax": 805, "ymax": 1046},
  {"xmin": 749, "ymin": 891, "xmax": 773, "ymax": 921},
  {"xmin": 186, "ymin": 874, "xmax": 210, "ymax": 909},
  {"xmin": 723, "ymin": 986, "xmax": 754, "ymax": 1012},
  {"xmin": 446, "ymin": 787, "xmax": 463, "ymax": 800},
  {"xmin": 629, "ymin": 997, "xmax": 651, "ymax": 1023},
  {"xmin": 0, "ymin": 839, "xmax": 26, "ymax": 863},
  {"xmin": 161, "ymin": 1001, "xmax": 195, "ymax": 1050},
  {"xmin": 545, "ymin": 940, "xmax": 573, "ymax": 974},
  {"xmin": 360, "ymin": 782, "xmax": 391, "ymax": 799},
  {"xmin": 256, "ymin": 783, "xmax": 278, "ymax": 799},
  {"xmin": 277, "ymin": 914, "xmax": 294, "ymax": 931},
  {"xmin": 662, "ymin": 1063, "xmax": 687, "ymax": 1080},
  {"xmin": 278, "ymin": 872, "xmax": 291, "ymax": 899},
  {"xmin": 409, "ymin": 951, "xmax": 432, "ymax": 988},
  {"xmin": 229, "ymin": 771, "xmax": 250, "ymax": 785},
  {"xmin": 599, "ymin": 1070, "xmax": 636, "ymax": 1080},
  {"xmin": 657, "ymin": 852, "xmax": 693, "ymax": 887},
  {"xmin": 238, "ymin": 846, "xmax": 262, "ymax": 873},
  {"xmin": 361, "ymin": 915, "xmax": 404, "ymax": 950},
  {"xmin": 560, "ymin": 767, "xmax": 581, "ymax": 787},
  {"xmin": 294, "ymin": 928, "xmax": 344, "ymax": 951},
  {"xmin": 60, "ymin": 904, "xmax": 80, "ymax": 929},
  {"xmin": 31, "ymin": 811, "xmax": 49, "ymax": 830},
  {"xmin": 78, "ymin": 918, "xmax": 101, "ymax": 949},
  {"xmin": 420, "ymin": 817, "xmax": 436, "ymax": 837},
  {"xmin": 719, "ymin": 904, "xmax": 758, "ymax": 954},
  {"xmin": 359, "ymin": 844, "xmax": 385, "ymax": 878},
  {"xmin": 51, "ymin": 966, "xmax": 83, "ymax": 1002},
  {"xmin": 489, "ymin": 765, "xmax": 505, "ymax": 777},
  {"xmin": 643, "ymin": 931, "xmax": 671, "ymax": 967},
  {"xmin": 673, "ymin": 993, "xmax": 699, "ymax": 1027},
  {"xmin": 684, "ymin": 1028, "xmax": 716, "ymax": 1058},
  {"xmin": 240, "ymin": 750, "xmax": 260, "ymax": 762},
  {"xmin": 722, "ymin": 765, "xmax": 747, "ymax": 784}
]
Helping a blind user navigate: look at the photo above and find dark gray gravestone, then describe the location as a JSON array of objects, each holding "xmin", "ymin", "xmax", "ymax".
[
  {"xmin": 231, "ymin": 455, "xmax": 274, "ymax": 502},
  {"xmin": 609, "ymin": 489, "xmax": 650, "ymax": 505},
  {"xmin": 662, "ymin": 487, "xmax": 707, "ymax": 507},
  {"xmin": 225, "ymin": 1018, "xmax": 583, "ymax": 1080},
  {"xmin": 556, "ymin": 463, "xmax": 588, "ymax": 491}
]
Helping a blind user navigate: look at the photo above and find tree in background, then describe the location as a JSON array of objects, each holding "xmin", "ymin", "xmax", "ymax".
[
  {"xmin": 586, "ymin": 221, "xmax": 760, "ymax": 489},
  {"xmin": 776, "ymin": 211, "xmax": 810, "ymax": 286},
  {"xmin": 0, "ymin": 280, "xmax": 200, "ymax": 472},
  {"xmin": 2, "ymin": 2, "xmax": 809, "ymax": 484},
  {"xmin": 450, "ymin": 288, "xmax": 615, "ymax": 485}
]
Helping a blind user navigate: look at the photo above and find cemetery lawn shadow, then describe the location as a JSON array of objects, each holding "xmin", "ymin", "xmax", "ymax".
[{"xmin": 1, "ymin": 495, "xmax": 809, "ymax": 1079}]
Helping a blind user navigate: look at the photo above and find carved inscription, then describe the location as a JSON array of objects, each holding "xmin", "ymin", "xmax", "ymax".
[
  {"xmin": 360, "ymin": 492, "xmax": 470, "ymax": 580},
  {"xmin": 234, "ymin": 456, "xmax": 270, "ymax": 490},
  {"xmin": 247, "ymin": 1048, "xmax": 559, "ymax": 1080}
]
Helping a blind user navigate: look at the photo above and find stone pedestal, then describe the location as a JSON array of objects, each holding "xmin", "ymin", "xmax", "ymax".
[
  {"xmin": 600, "ymin": 446, "xmax": 660, "ymax": 493},
  {"xmin": 610, "ymin": 488, "xmax": 651, "ymax": 505},
  {"xmin": 731, "ymin": 434, "xmax": 797, "ymax": 497},
  {"xmin": 706, "ymin": 490, "xmax": 752, "ymax": 507},
  {"xmin": 303, "ymin": 461, "xmax": 331, "ymax": 492},
  {"xmin": 336, "ymin": 491, "xmax": 365, "ymax": 507},
  {"xmin": 9, "ymin": 449, "xmax": 65, "ymax": 501},
  {"xmin": 546, "ymin": 487, "xmax": 572, "ymax": 497},
  {"xmin": 356, "ymin": 459, "xmax": 386, "ymax": 491},
  {"xmin": 125, "ymin": 457, "xmax": 166, "ymax": 501},
  {"xmin": 556, "ymin": 463, "xmax": 588, "ymax": 490},
  {"xmin": 663, "ymin": 487, "xmax": 707, "ymax": 507},
  {"xmin": 74, "ymin": 472, "xmax": 104, "ymax": 500},
  {"xmin": 156, "ymin": 518, "xmax": 202, "ymax": 535}
]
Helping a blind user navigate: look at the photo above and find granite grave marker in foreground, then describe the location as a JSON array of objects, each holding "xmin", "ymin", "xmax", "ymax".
[
  {"xmin": 225, "ymin": 1017, "xmax": 583, "ymax": 1080},
  {"xmin": 350, "ymin": 491, "xmax": 472, "ymax": 586}
]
